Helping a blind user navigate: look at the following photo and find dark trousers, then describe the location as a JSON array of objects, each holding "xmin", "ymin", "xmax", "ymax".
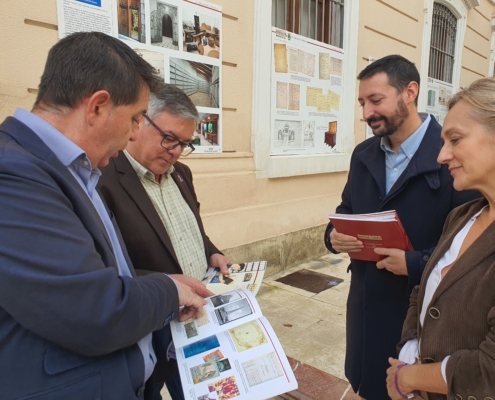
[{"xmin": 144, "ymin": 369, "xmax": 185, "ymax": 400}]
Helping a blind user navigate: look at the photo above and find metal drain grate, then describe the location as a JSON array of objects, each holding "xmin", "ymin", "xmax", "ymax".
[{"xmin": 276, "ymin": 269, "xmax": 343, "ymax": 294}]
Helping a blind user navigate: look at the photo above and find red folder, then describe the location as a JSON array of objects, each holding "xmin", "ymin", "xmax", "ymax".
[{"xmin": 328, "ymin": 211, "xmax": 414, "ymax": 262}]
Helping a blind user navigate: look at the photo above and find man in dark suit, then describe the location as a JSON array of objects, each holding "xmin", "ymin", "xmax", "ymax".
[
  {"xmin": 0, "ymin": 32, "xmax": 209, "ymax": 400},
  {"xmin": 98, "ymin": 83, "xmax": 232, "ymax": 399},
  {"xmin": 324, "ymin": 55, "xmax": 479, "ymax": 399}
]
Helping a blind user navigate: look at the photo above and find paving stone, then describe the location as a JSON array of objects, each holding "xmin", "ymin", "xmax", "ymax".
[{"xmin": 282, "ymin": 357, "xmax": 360, "ymax": 400}]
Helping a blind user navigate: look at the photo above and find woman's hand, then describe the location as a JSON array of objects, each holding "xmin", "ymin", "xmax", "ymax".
[{"xmin": 386, "ymin": 358, "xmax": 421, "ymax": 399}]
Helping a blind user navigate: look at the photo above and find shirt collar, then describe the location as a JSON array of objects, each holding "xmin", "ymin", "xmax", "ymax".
[
  {"xmin": 13, "ymin": 108, "xmax": 90, "ymax": 168},
  {"xmin": 124, "ymin": 150, "xmax": 175, "ymax": 182},
  {"xmin": 380, "ymin": 113, "xmax": 431, "ymax": 159}
]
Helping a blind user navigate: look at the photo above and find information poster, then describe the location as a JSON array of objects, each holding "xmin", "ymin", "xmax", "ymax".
[
  {"xmin": 425, "ymin": 77, "xmax": 452, "ymax": 126},
  {"xmin": 57, "ymin": 0, "xmax": 223, "ymax": 154},
  {"xmin": 271, "ymin": 28, "xmax": 344, "ymax": 155}
]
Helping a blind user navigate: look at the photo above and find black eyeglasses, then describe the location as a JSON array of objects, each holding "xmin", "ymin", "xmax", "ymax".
[{"xmin": 143, "ymin": 114, "xmax": 195, "ymax": 156}]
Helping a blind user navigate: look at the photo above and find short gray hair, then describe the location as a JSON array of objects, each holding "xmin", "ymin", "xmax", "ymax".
[{"xmin": 146, "ymin": 82, "xmax": 199, "ymax": 123}]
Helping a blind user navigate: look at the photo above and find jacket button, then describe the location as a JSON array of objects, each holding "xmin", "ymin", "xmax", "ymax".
[
  {"xmin": 468, "ymin": 397, "xmax": 477, "ymax": 400},
  {"xmin": 484, "ymin": 397, "xmax": 494, "ymax": 400},
  {"xmin": 136, "ymin": 386, "xmax": 145, "ymax": 397},
  {"xmin": 422, "ymin": 255, "xmax": 429, "ymax": 262},
  {"xmin": 429, "ymin": 307, "xmax": 440, "ymax": 319},
  {"xmin": 455, "ymin": 395, "xmax": 463, "ymax": 400},
  {"xmin": 422, "ymin": 357, "xmax": 436, "ymax": 364}
]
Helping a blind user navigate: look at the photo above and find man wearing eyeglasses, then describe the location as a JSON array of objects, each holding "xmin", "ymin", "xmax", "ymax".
[{"xmin": 98, "ymin": 82, "xmax": 232, "ymax": 400}]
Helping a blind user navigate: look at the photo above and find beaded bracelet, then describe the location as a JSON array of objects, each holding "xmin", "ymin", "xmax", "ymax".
[{"xmin": 395, "ymin": 363, "xmax": 415, "ymax": 399}]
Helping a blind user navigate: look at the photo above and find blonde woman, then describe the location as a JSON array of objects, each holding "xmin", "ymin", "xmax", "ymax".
[{"xmin": 387, "ymin": 77, "xmax": 495, "ymax": 399}]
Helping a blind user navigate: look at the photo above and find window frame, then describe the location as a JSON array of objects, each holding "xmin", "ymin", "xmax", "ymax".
[
  {"xmin": 271, "ymin": 0, "xmax": 345, "ymax": 49},
  {"xmin": 252, "ymin": 0, "xmax": 359, "ymax": 179},
  {"xmin": 428, "ymin": 3, "xmax": 458, "ymax": 84},
  {"xmin": 418, "ymin": 0, "xmax": 474, "ymax": 111}
]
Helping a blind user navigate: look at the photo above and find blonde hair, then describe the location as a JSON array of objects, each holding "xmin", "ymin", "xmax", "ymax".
[{"xmin": 448, "ymin": 77, "xmax": 495, "ymax": 129}]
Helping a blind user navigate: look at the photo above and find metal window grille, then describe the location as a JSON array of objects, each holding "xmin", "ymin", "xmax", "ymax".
[
  {"xmin": 429, "ymin": 3, "xmax": 457, "ymax": 84},
  {"xmin": 272, "ymin": 0, "xmax": 344, "ymax": 48}
]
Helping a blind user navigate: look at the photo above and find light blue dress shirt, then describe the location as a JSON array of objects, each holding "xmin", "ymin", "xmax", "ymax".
[
  {"xmin": 13, "ymin": 108, "xmax": 156, "ymax": 383},
  {"xmin": 380, "ymin": 113, "xmax": 431, "ymax": 194}
]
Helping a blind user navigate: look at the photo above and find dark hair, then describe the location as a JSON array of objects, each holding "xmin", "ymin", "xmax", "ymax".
[
  {"xmin": 34, "ymin": 32, "xmax": 160, "ymax": 110},
  {"xmin": 147, "ymin": 82, "xmax": 199, "ymax": 123},
  {"xmin": 357, "ymin": 55, "xmax": 420, "ymax": 104}
]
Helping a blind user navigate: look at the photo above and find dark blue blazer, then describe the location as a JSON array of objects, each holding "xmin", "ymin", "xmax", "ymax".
[
  {"xmin": 0, "ymin": 117, "xmax": 179, "ymax": 400},
  {"xmin": 324, "ymin": 116, "xmax": 480, "ymax": 399}
]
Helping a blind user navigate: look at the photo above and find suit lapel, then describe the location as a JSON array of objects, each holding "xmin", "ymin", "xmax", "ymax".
[
  {"xmin": 427, "ymin": 199, "xmax": 494, "ymax": 303},
  {"xmin": 0, "ymin": 117, "xmax": 118, "ymax": 271},
  {"xmin": 355, "ymin": 139, "xmax": 387, "ymax": 199},
  {"xmin": 171, "ymin": 169, "xmax": 200, "ymax": 220},
  {"xmin": 114, "ymin": 153, "xmax": 180, "ymax": 266}
]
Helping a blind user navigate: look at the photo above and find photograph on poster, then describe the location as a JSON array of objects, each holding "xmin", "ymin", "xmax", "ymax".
[
  {"xmin": 276, "ymin": 82, "xmax": 288, "ymax": 109},
  {"xmin": 195, "ymin": 113, "xmax": 219, "ymax": 147},
  {"xmin": 302, "ymin": 121, "xmax": 315, "ymax": 147},
  {"xmin": 117, "ymin": 0, "xmax": 144, "ymax": 43},
  {"xmin": 428, "ymin": 89, "xmax": 436, "ymax": 107},
  {"xmin": 288, "ymin": 83, "xmax": 300, "ymax": 111},
  {"xmin": 325, "ymin": 121, "xmax": 337, "ymax": 148},
  {"xmin": 426, "ymin": 78, "xmax": 451, "ymax": 126},
  {"xmin": 182, "ymin": 8, "xmax": 220, "ymax": 59},
  {"xmin": 274, "ymin": 120, "xmax": 301, "ymax": 148},
  {"xmin": 274, "ymin": 43, "xmax": 288, "ymax": 73},
  {"xmin": 271, "ymin": 28, "xmax": 343, "ymax": 156},
  {"xmin": 134, "ymin": 48, "xmax": 165, "ymax": 80},
  {"xmin": 170, "ymin": 58, "xmax": 219, "ymax": 108},
  {"xmin": 150, "ymin": 0, "xmax": 179, "ymax": 50},
  {"xmin": 438, "ymin": 86, "xmax": 447, "ymax": 106}
]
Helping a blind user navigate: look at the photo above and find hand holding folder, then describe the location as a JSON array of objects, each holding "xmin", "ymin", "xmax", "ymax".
[{"xmin": 328, "ymin": 210, "xmax": 414, "ymax": 262}]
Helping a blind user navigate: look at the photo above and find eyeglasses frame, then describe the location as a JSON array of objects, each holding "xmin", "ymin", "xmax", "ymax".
[{"xmin": 142, "ymin": 113, "xmax": 195, "ymax": 156}]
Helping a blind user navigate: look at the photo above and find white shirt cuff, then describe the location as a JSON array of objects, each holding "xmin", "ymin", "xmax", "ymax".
[
  {"xmin": 399, "ymin": 338, "xmax": 419, "ymax": 365},
  {"xmin": 441, "ymin": 356, "xmax": 450, "ymax": 383}
]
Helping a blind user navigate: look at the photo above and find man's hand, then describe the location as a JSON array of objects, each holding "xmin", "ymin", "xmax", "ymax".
[
  {"xmin": 329, "ymin": 227, "xmax": 363, "ymax": 253},
  {"xmin": 170, "ymin": 274, "xmax": 214, "ymax": 298},
  {"xmin": 375, "ymin": 248, "xmax": 408, "ymax": 275},
  {"xmin": 171, "ymin": 278, "xmax": 209, "ymax": 321},
  {"xmin": 209, "ymin": 253, "xmax": 233, "ymax": 275}
]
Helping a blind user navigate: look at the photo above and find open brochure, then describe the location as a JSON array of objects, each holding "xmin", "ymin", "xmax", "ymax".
[
  {"xmin": 202, "ymin": 261, "xmax": 267, "ymax": 297},
  {"xmin": 328, "ymin": 210, "xmax": 413, "ymax": 262},
  {"xmin": 170, "ymin": 289, "xmax": 298, "ymax": 400}
]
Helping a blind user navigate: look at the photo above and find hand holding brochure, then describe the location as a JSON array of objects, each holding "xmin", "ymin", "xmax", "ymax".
[
  {"xmin": 328, "ymin": 210, "xmax": 413, "ymax": 262},
  {"xmin": 171, "ymin": 289, "xmax": 298, "ymax": 399},
  {"xmin": 202, "ymin": 261, "xmax": 267, "ymax": 297}
]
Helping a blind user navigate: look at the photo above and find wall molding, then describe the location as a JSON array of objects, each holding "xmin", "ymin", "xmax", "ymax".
[{"xmin": 462, "ymin": 0, "xmax": 480, "ymax": 10}]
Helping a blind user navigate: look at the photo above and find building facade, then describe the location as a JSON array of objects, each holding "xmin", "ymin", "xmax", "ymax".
[{"xmin": 2, "ymin": 0, "xmax": 494, "ymax": 275}]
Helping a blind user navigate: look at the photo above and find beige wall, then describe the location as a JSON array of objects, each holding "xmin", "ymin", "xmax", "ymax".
[
  {"xmin": 460, "ymin": 0, "xmax": 493, "ymax": 86},
  {"xmin": 354, "ymin": 0, "xmax": 426, "ymax": 145},
  {"xmin": 1, "ymin": 1, "xmax": 494, "ymax": 255}
]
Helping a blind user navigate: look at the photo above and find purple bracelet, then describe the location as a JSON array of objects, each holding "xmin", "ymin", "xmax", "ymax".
[{"xmin": 395, "ymin": 363, "xmax": 415, "ymax": 399}]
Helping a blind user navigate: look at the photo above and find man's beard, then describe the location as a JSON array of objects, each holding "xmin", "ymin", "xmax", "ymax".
[{"xmin": 367, "ymin": 98, "xmax": 409, "ymax": 137}]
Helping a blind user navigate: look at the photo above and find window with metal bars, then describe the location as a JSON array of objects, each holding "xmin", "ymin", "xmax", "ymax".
[
  {"xmin": 272, "ymin": 0, "xmax": 344, "ymax": 49},
  {"xmin": 429, "ymin": 3, "xmax": 457, "ymax": 84}
]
